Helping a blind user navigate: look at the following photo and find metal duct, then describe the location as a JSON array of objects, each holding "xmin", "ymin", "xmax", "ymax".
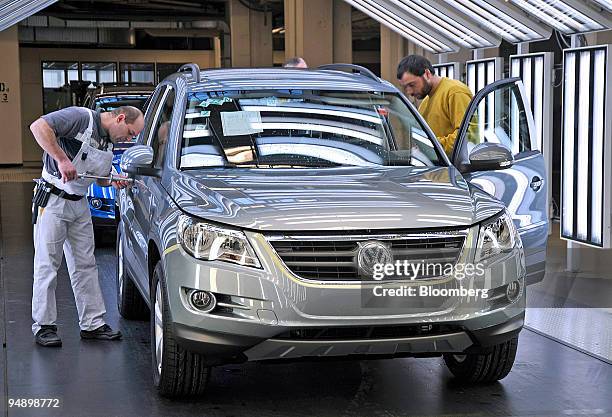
[{"xmin": 18, "ymin": 26, "xmax": 135, "ymax": 45}]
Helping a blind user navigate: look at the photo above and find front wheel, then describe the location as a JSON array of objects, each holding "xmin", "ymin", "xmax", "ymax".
[
  {"xmin": 151, "ymin": 261, "xmax": 210, "ymax": 397},
  {"xmin": 443, "ymin": 337, "xmax": 518, "ymax": 383}
]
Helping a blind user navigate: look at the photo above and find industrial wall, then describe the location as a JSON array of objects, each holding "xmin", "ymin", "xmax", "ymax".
[{"xmin": 0, "ymin": 27, "xmax": 23, "ymax": 165}]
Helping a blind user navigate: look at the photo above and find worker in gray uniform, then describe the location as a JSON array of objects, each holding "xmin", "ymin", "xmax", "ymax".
[{"xmin": 30, "ymin": 105, "xmax": 144, "ymax": 347}]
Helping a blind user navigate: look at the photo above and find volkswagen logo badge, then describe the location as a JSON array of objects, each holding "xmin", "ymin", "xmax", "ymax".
[{"xmin": 357, "ymin": 241, "xmax": 393, "ymax": 279}]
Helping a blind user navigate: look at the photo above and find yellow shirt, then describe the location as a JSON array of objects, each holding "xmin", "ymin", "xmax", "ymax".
[{"xmin": 418, "ymin": 78, "xmax": 473, "ymax": 155}]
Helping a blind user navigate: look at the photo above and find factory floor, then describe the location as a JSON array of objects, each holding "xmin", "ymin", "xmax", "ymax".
[{"xmin": 1, "ymin": 182, "xmax": 611, "ymax": 417}]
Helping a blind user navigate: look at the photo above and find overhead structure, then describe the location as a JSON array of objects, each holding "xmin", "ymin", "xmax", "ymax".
[
  {"xmin": 343, "ymin": 0, "xmax": 459, "ymax": 52},
  {"xmin": 508, "ymin": 0, "xmax": 612, "ymax": 34},
  {"xmin": 561, "ymin": 45, "xmax": 611, "ymax": 248},
  {"xmin": 438, "ymin": 0, "xmax": 552, "ymax": 43},
  {"xmin": 344, "ymin": 0, "xmax": 612, "ymax": 54},
  {"xmin": 590, "ymin": 0, "xmax": 612, "ymax": 12},
  {"xmin": 0, "ymin": 0, "xmax": 57, "ymax": 32}
]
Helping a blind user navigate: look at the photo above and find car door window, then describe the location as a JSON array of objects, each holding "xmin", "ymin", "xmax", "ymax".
[
  {"xmin": 458, "ymin": 81, "xmax": 532, "ymax": 158},
  {"xmin": 137, "ymin": 87, "xmax": 166, "ymax": 145},
  {"xmin": 147, "ymin": 86, "xmax": 175, "ymax": 168}
]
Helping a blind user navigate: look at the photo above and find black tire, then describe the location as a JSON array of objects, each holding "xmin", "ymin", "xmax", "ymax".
[
  {"xmin": 443, "ymin": 337, "xmax": 519, "ymax": 383},
  {"xmin": 116, "ymin": 226, "xmax": 149, "ymax": 320},
  {"xmin": 151, "ymin": 261, "xmax": 210, "ymax": 397}
]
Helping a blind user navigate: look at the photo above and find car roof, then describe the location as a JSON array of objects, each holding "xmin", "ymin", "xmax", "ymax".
[{"xmin": 167, "ymin": 68, "xmax": 398, "ymax": 93}]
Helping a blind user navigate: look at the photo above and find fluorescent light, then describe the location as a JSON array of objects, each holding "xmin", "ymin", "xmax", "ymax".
[
  {"xmin": 344, "ymin": 0, "xmax": 455, "ymax": 52},
  {"xmin": 510, "ymin": 54, "xmax": 548, "ymax": 151},
  {"xmin": 477, "ymin": 62, "xmax": 485, "ymax": 141},
  {"xmin": 561, "ymin": 47, "xmax": 608, "ymax": 246},
  {"xmin": 591, "ymin": 0, "xmax": 612, "ymax": 12},
  {"xmin": 510, "ymin": 88, "xmax": 519, "ymax": 154},
  {"xmin": 510, "ymin": 59, "xmax": 521, "ymax": 152},
  {"xmin": 443, "ymin": 0, "xmax": 541, "ymax": 42},
  {"xmin": 433, "ymin": 63, "xmax": 457, "ymax": 80},
  {"xmin": 533, "ymin": 56, "xmax": 544, "ymax": 151},
  {"xmin": 466, "ymin": 58, "xmax": 499, "ymax": 93},
  {"xmin": 388, "ymin": 0, "xmax": 493, "ymax": 48},
  {"xmin": 561, "ymin": 51, "xmax": 575, "ymax": 238},
  {"xmin": 591, "ymin": 49, "xmax": 605, "ymax": 245},
  {"xmin": 510, "ymin": 0, "xmax": 603, "ymax": 33},
  {"xmin": 576, "ymin": 50, "xmax": 590, "ymax": 241},
  {"xmin": 467, "ymin": 63, "xmax": 476, "ymax": 95}
]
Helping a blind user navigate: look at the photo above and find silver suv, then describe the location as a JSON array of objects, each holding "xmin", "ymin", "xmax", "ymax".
[{"xmin": 117, "ymin": 64, "xmax": 548, "ymax": 397}]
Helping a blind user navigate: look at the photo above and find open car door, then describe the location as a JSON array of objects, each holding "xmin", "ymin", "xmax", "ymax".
[{"xmin": 451, "ymin": 78, "xmax": 548, "ymax": 285}]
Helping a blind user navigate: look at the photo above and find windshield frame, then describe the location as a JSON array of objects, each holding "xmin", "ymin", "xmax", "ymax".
[{"xmin": 173, "ymin": 87, "xmax": 450, "ymax": 172}]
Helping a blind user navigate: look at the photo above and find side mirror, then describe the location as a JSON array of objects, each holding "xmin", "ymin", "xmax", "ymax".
[
  {"xmin": 120, "ymin": 145, "xmax": 159, "ymax": 176},
  {"xmin": 466, "ymin": 143, "xmax": 514, "ymax": 172}
]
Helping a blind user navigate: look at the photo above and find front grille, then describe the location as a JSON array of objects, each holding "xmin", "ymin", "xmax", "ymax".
[
  {"xmin": 274, "ymin": 324, "xmax": 463, "ymax": 340},
  {"xmin": 269, "ymin": 232, "xmax": 466, "ymax": 281}
]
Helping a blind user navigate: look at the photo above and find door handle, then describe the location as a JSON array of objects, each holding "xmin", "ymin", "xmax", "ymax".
[{"xmin": 530, "ymin": 176, "xmax": 543, "ymax": 192}]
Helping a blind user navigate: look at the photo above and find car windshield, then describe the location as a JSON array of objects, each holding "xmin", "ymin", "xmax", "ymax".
[{"xmin": 179, "ymin": 90, "xmax": 443, "ymax": 169}]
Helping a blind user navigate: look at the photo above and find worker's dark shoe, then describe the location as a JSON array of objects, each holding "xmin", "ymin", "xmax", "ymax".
[
  {"xmin": 80, "ymin": 324, "xmax": 122, "ymax": 341},
  {"xmin": 35, "ymin": 325, "xmax": 62, "ymax": 347}
]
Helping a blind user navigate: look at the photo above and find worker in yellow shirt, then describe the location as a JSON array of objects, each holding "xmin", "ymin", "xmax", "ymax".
[{"xmin": 397, "ymin": 55, "xmax": 473, "ymax": 156}]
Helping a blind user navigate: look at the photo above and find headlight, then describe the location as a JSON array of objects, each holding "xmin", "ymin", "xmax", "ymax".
[
  {"xmin": 177, "ymin": 215, "xmax": 261, "ymax": 268},
  {"xmin": 476, "ymin": 210, "xmax": 518, "ymax": 261}
]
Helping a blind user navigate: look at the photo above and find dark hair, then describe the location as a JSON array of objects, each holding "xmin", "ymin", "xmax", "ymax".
[
  {"xmin": 284, "ymin": 57, "xmax": 307, "ymax": 68},
  {"xmin": 396, "ymin": 55, "xmax": 434, "ymax": 79},
  {"xmin": 110, "ymin": 106, "xmax": 143, "ymax": 124}
]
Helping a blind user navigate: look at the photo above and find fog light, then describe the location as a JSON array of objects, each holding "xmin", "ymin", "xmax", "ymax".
[
  {"xmin": 506, "ymin": 280, "xmax": 522, "ymax": 302},
  {"xmin": 189, "ymin": 290, "xmax": 216, "ymax": 313},
  {"xmin": 90, "ymin": 198, "xmax": 103, "ymax": 209}
]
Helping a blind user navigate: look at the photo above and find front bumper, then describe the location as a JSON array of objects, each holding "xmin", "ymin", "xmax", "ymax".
[{"xmin": 163, "ymin": 226, "xmax": 526, "ymax": 364}]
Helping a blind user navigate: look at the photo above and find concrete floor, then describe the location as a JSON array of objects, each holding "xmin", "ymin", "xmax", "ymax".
[{"xmin": 1, "ymin": 182, "xmax": 611, "ymax": 417}]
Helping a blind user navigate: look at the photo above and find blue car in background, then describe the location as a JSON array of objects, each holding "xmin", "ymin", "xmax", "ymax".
[{"xmin": 83, "ymin": 84, "xmax": 154, "ymax": 229}]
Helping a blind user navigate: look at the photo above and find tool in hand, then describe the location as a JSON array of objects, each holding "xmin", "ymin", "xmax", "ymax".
[{"xmin": 77, "ymin": 173, "xmax": 134, "ymax": 183}]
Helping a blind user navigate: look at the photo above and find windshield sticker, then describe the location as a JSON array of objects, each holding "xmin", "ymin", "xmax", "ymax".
[
  {"xmin": 198, "ymin": 97, "xmax": 233, "ymax": 107},
  {"xmin": 220, "ymin": 111, "xmax": 263, "ymax": 136}
]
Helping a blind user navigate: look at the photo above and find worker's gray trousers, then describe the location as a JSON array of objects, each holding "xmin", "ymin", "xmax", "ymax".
[{"xmin": 32, "ymin": 193, "xmax": 106, "ymax": 335}]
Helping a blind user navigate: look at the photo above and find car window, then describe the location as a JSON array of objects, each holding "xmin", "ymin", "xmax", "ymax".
[
  {"xmin": 148, "ymin": 87, "xmax": 175, "ymax": 169},
  {"xmin": 138, "ymin": 87, "xmax": 167, "ymax": 145},
  {"xmin": 179, "ymin": 90, "xmax": 442, "ymax": 169},
  {"xmin": 463, "ymin": 83, "xmax": 532, "ymax": 155}
]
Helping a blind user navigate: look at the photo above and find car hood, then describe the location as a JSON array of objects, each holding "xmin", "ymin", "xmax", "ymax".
[{"xmin": 167, "ymin": 166, "xmax": 504, "ymax": 232}]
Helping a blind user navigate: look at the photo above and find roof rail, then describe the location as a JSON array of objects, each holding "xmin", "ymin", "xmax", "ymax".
[
  {"xmin": 178, "ymin": 63, "xmax": 201, "ymax": 83},
  {"xmin": 317, "ymin": 64, "xmax": 380, "ymax": 83}
]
